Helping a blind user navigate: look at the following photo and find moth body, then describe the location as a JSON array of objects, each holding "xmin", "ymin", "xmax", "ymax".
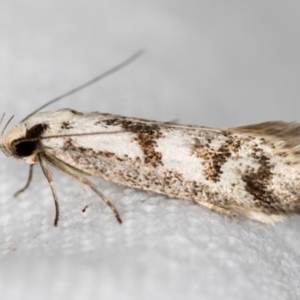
[{"xmin": 2, "ymin": 108, "xmax": 300, "ymax": 225}]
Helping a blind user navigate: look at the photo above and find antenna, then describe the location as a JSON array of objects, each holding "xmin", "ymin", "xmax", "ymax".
[{"xmin": 22, "ymin": 49, "xmax": 144, "ymax": 122}]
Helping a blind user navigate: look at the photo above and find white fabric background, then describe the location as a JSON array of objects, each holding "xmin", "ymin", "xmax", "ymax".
[{"xmin": 1, "ymin": 1, "xmax": 300, "ymax": 299}]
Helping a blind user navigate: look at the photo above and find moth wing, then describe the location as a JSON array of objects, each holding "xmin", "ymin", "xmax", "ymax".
[{"xmin": 229, "ymin": 121, "xmax": 300, "ymax": 159}]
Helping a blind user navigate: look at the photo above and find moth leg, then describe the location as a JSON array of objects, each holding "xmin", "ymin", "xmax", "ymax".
[
  {"xmin": 194, "ymin": 200, "xmax": 236, "ymax": 217},
  {"xmin": 39, "ymin": 155, "xmax": 60, "ymax": 227},
  {"xmin": 82, "ymin": 205, "xmax": 89, "ymax": 213},
  {"xmin": 43, "ymin": 154, "xmax": 122, "ymax": 224},
  {"xmin": 14, "ymin": 164, "xmax": 34, "ymax": 197},
  {"xmin": 79, "ymin": 177, "xmax": 122, "ymax": 223}
]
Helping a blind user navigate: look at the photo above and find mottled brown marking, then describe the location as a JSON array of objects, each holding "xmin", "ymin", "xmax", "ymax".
[
  {"xmin": 159, "ymin": 169, "xmax": 231, "ymax": 207},
  {"xmin": 192, "ymin": 135, "xmax": 242, "ymax": 182},
  {"xmin": 27, "ymin": 123, "xmax": 49, "ymax": 138},
  {"xmin": 102, "ymin": 118, "xmax": 163, "ymax": 167},
  {"xmin": 61, "ymin": 121, "xmax": 72, "ymax": 130},
  {"xmin": 133, "ymin": 131, "xmax": 162, "ymax": 167},
  {"xmin": 64, "ymin": 139, "xmax": 118, "ymax": 162},
  {"xmin": 277, "ymin": 151, "xmax": 288, "ymax": 158},
  {"xmin": 241, "ymin": 145, "xmax": 280, "ymax": 212},
  {"xmin": 69, "ymin": 109, "xmax": 82, "ymax": 115}
]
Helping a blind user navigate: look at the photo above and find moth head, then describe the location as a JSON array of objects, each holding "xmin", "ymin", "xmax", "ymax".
[{"xmin": 0, "ymin": 122, "xmax": 48, "ymax": 164}]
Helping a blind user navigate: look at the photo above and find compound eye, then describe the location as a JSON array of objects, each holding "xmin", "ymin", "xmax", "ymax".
[
  {"xmin": 11, "ymin": 123, "xmax": 49, "ymax": 158},
  {"xmin": 14, "ymin": 141, "xmax": 37, "ymax": 157}
]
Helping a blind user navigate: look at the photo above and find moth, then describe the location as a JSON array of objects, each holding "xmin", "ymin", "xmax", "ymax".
[{"xmin": 1, "ymin": 52, "xmax": 300, "ymax": 226}]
